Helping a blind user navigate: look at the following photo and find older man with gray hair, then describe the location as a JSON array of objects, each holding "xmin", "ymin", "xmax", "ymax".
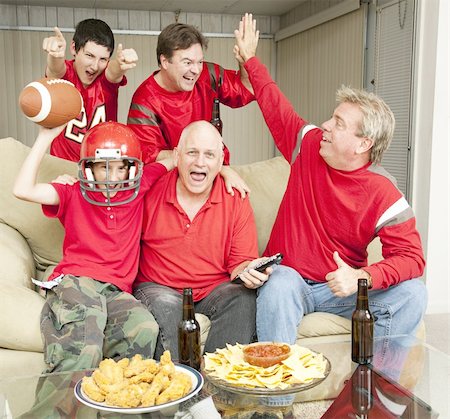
[{"xmin": 134, "ymin": 121, "xmax": 270, "ymax": 358}]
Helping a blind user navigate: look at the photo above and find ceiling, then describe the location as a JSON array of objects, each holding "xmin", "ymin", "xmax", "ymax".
[{"xmin": 2, "ymin": 0, "xmax": 308, "ymax": 17}]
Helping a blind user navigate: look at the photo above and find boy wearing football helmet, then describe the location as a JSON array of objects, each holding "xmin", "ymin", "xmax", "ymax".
[{"xmin": 13, "ymin": 121, "xmax": 173, "ymax": 373}]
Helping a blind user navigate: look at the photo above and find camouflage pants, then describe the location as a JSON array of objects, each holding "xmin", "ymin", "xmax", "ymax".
[{"xmin": 41, "ymin": 275, "xmax": 159, "ymax": 373}]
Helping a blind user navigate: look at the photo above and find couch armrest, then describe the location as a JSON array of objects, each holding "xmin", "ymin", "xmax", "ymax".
[
  {"xmin": 0, "ymin": 284, "xmax": 45, "ymax": 352},
  {"xmin": 0, "ymin": 222, "xmax": 35, "ymax": 289}
]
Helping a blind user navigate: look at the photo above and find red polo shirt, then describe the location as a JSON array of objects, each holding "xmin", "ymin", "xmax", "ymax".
[
  {"xmin": 42, "ymin": 163, "xmax": 167, "ymax": 293},
  {"xmin": 135, "ymin": 169, "xmax": 259, "ymax": 301}
]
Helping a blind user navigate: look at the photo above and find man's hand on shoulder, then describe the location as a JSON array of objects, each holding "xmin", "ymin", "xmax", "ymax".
[
  {"xmin": 157, "ymin": 156, "xmax": 175, "ymax": 171},
  {"xmin": 52, "ymin": 174, "xmax": 78, "ymax": 185},
  {"xmin": 220, "ymin": 166, "xmax": 250, "ymax": 199}
]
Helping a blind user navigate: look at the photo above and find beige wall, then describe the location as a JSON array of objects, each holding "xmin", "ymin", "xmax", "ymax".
[{"xmin": 276, "ymin": 8, "xmax": 365, "ymax": 127}]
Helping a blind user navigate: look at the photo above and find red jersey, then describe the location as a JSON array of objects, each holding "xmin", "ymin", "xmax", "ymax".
[
  {"xmin": 244, "ymin": 57, "xmax": 425, "ymax": 289},
  {"xmin": 127, "ymin": 62, "xmax": 254, "ymax": 164},
  {"xmin": 49, "ymin": 60, "xmax": 126, "ymax": 162},
  {"xmin": 135, "ymin": 170, "xmax": 259, "ymax": 301},
  {"xmin": 42, "ymin": 163, "xmax": 167, "ymax": 293}
]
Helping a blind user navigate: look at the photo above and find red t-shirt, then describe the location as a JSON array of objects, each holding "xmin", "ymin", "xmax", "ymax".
[
  {"xmin": 49, "ymin": 60, "xmax": 127, "ymax": 162},
  {"xmin": 244, "ymin": 57, "xmax": 425, "ymax": 289},
  {"xmin": 42, "ymin": 163, "xmax": 167, "ymax": 293},
  {"xmin": 135, "ymin": 170, "xmax": 259, "ymax": 301},
  {"xmin": 127, "ymin": 62, "xmax": 254, "ymax": 164}
]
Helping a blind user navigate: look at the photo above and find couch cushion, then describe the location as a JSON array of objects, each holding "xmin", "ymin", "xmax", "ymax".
[
  {"xmin": 297, "ymin": 312, "xmax": 351, "ymax": 339},
  {"xmin": 0, "ymin": 285, "xmax": 45, "ymax": 351},
  {"xmin": 0, "ymin": 223, "xmax": 36, "ymax": 289},
  {"xmin": 0, "ymin": 349, "xmax": 46, "ymax": 379},
  {"xmin": 232, "ymin": 157, "xmax": 290, "ymax": 254},
  {"xmin": 0, "ymin": 138, "xmax": 77, "ymax": 270},
  {"xmin": 196, "ymin": 313, "xmax": 211, "ymax": 352}
]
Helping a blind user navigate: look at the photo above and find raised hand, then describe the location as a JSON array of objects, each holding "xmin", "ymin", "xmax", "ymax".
[
  {"xmin": 115, "ymin": 43, "xmax": 138, "ymax": 71},
  {"xmin": 234, "ymin": 13, "xmax": 259, "ymax": 63},
  {"xmin": 42, "ymin": 27, "xmax": 66, "ymax": 58}
]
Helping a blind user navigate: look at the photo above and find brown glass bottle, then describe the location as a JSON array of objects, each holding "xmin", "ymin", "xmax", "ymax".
[
  {"xmin": 352, "ymin": 278, "xmax": 374, "ymax": 364},
  {"xmin": 178, "ymin": 288, "xmax": 202, "ymax": 371},
  {"xmin": 351, "ymin": 364, "xmax": 373, "ymax": 418},
  {"xmin": 210, "ymin": 98, "xmax": 223, "ymax": 135}
]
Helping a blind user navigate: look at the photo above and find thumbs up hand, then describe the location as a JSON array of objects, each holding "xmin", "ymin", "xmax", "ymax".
[
  {"xmin": 116, "ymin": 43, "xmax": 138, "ymax": 71},
  {"xmin": 325, "ymin": 251, "xmax": 360, "ymax": 297}
]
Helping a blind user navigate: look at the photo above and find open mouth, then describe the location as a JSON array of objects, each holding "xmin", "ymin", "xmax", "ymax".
[
  {"xmin": 190, "ymin": 171, "xmax": 206, "ymax": 182},
  {"xmin": 183, "ymin": 74, "xmax": 197, "ymax": 85},
  {"xmin": 85, "ymin": 70, "xmax": 97, "ymax": 81}
]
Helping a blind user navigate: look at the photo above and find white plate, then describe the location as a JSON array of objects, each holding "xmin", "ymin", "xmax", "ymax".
[{"xmin": 74, "ymin": 363, "xmax": 204, "ymax": 414}]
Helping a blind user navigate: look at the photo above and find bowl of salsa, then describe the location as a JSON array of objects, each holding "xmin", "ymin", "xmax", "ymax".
[{"xmin": 243, "ymin": 342, "xmax": 291, "ymax": 368}]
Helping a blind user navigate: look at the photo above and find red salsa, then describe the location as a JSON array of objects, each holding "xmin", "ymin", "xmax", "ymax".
[{"xmin": 245, "ymin": 344, "xmax": 290, "ymax": 357}]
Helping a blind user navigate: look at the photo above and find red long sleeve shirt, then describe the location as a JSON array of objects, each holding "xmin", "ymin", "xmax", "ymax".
[{"xmin": 244, "ymin": 57, "xmax": 425, "ymax": 289}]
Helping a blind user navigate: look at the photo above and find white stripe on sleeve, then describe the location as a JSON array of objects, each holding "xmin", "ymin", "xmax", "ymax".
[{"xmin": 376, "ymin": 197, "xmax": 410, "ymax": 229}]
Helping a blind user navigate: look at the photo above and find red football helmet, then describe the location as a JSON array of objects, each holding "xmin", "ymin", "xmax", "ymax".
[{"xmin": 78, "ymin": 121, "xmax": 143, "ymax": 206}]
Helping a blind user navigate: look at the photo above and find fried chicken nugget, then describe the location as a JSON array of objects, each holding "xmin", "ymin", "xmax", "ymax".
[
  {"xmin": 81, "ymin": 376, "xmax": 105, "ymax": 402},
  {"xmin": 124, "ymin": 354, "xmax": 147, "ymax": 378},
  {"xmin": 159, "ymin": 350, "xmax": 176, "ymax": 376},
  {"xmin": 140, "ymin": 372, "xmax": 170, "ymax": 407},
  {"xmin": 105, "ymin": 383, "xmax": 144, "ymax": 408},
  {"xmin": 92, "ymin": 371, "xmax": 126, "ymax": 395},
  {"xmin": 128, "ymin": 371, "xmax": 155, "ymax": 385},
  {"xmin": 143, "ymin": 358, "xmax": 159, "ymax": 374},
  {"xmin": 117, "ymin": 357, "xmax": 130, "ymax": 369},
  {"xmin": 92, "ymin": 359, "xmax": 125, "ymax": 394},
  {"xmin": 99, "ymin": 358, "xmax": 124, "ymax": 384},
  {"xmin": 155, "ymin": 371, "xmax": 193, "ymax": 405}
]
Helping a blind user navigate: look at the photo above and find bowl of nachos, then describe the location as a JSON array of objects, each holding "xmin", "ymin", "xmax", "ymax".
[{"xmin": 203, "ymin": 343, "xmax": 330, "ymax": 395}]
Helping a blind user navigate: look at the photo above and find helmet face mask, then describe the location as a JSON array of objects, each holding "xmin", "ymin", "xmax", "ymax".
[{"xmin": 78, "ymin": 122, "xmax": 143, "ymax": 206}]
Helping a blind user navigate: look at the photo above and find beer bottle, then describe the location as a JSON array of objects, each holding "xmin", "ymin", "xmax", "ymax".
[
  {"xmin": 351, "ymin": 365, "xmax": 373, "ymax": 418},
  {"xmin": 210, "ymin": 98, "xmax": 223, "ymax": 135},
  {"xmin": 178, "ymin": 288, "xmax": 202, "ymax": 371},
  {"xmin": 351, "ymin": 278, "xmax": 374, "ymax": 364}
]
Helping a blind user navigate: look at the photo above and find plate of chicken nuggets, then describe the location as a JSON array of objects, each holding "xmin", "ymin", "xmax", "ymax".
[{"xmin": 74, "ymin": 350, "xmax": 204, "ymax": 414}]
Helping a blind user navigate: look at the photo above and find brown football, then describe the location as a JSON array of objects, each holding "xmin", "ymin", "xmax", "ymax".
[{"xmin": 19, "ymin": 77, "xmax": 83, "ymax": 128}]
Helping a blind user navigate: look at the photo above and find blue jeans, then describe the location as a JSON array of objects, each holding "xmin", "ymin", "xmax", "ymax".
[
  {"xmin": 256, "ymin": 266, "xmax": 427, "ymax": 345},
  {"xmin": 134, "ymin": 281, "xmax": 256, "ymax": 359}
]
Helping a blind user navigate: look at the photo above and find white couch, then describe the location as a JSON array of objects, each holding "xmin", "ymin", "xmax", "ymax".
[{"xmin": 0, "ymin": 137, "xmax": 381, "ymax": 378}]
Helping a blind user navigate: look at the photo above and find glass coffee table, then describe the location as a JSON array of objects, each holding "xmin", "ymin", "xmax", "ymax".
[{"xmin": 0, "ymin": 335, "xmax": 448, "ymax": 418}]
